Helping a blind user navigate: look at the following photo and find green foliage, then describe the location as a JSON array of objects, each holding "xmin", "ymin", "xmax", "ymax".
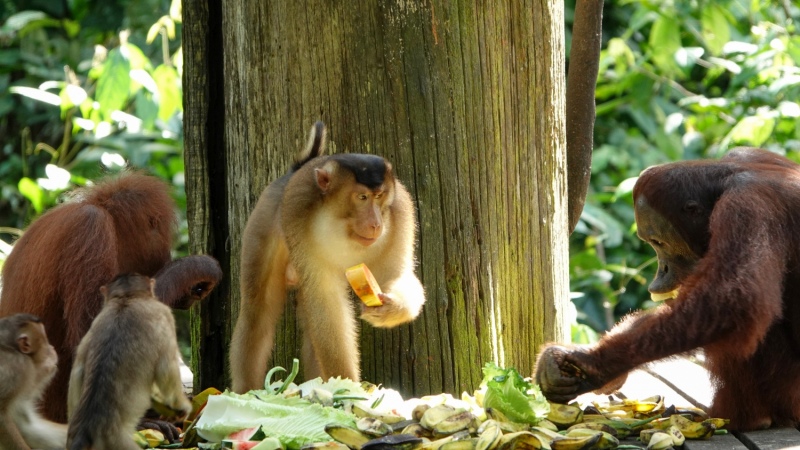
[
  {"xmin": 0, "ymin": 0, "xmax": 187, "ymax": 262},
  {"xmin": 567, "ymin": 0, "xmax": 800, "ymax": 341}
]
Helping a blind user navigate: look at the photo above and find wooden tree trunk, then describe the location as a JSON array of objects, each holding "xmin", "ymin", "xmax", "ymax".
[{"xmin": 184, "ymin": 0, "xmax": 570, "ymax": 396}]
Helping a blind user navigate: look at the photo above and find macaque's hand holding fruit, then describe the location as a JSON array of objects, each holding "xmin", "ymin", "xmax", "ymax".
[{"xmin": 346, "ymin": 264, "xmax": 383, "ymax": 307}]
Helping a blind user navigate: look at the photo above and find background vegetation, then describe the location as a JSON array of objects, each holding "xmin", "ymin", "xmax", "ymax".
[{"xmin": 0, "ymin": 0, "xmax": 797, "ymax": 349}]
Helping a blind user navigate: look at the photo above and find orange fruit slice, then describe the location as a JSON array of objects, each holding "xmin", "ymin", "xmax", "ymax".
[{"xmin": 346, "ymin": 263, "xmax": 383, "ymax": 307}]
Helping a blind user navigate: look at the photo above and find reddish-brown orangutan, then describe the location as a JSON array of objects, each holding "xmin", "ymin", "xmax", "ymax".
[
  {"xmin": 536, "ymin": 147, "xmax": 800, "ymax": 431},
  {"xmin": 0, "ymin": 172, "xmax": 222, "ymax": 423}
]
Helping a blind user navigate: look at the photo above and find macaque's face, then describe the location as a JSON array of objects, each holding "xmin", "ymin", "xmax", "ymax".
[
  {"xmin": 20, "ymin": 322, "xmax": 58, "ymax": 379},
  {"xmin": 347, "ymin": 181, "xmax": 394, "ymax": 246}
]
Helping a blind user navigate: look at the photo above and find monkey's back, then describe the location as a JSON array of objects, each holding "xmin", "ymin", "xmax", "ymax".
[{"xmin": 68, "ymin": 297, "xmax": 176, "ymax": 447}]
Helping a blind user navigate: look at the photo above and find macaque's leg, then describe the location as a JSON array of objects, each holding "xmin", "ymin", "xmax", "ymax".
[
  {"xmin": 297, "ymin": 278, "xmax": 360, "ymax": 381},
  {"xmin": 0, "ymin": 411, "xmax": 28, "ymax": 450},
  {"xmin": 154, "ymin": 351, "xmax": 191, "ymax": 416},
  {"xmin": 301, "ymin": 330, "xmax": 322, "ymax": 380},
  {"xmin": 231, "ymin": 262, "xmax": 288, "ymax": 393},
  {"xmin": 15, "ymin": 404, "xmax": 68, "ymax": 450}
]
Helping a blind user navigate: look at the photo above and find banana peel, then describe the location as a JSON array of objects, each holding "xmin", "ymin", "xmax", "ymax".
[
  {"xmin": 133, "ymin": 429, "xmax": 166, "ymax": 449},
  {"xmin": 550, "ymin": 432, "xmax": 600, "ymax": 450},
  {"xmin": 546, "ymin": 403, "xmax": 584, "ymax": 430},
  {"xmin": 564, "ymin": 429, "xmax": 618, "ymax": 450},
  {"xmin": 670, "ymin": 414, "xmax": 715, "ymax": 439}
]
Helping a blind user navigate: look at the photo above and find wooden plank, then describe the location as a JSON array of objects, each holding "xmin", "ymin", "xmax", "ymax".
[
  {"xmin": 734, "ymin": 428, "xmax": 800, "ymax": 450},
  {"xmin": 684, "ymin": 435, "xmax": 750, "ymax": 450}
]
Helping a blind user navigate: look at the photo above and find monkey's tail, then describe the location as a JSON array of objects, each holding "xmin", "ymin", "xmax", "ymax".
[
  {"xmin": 292, "ymin": 121, "xmax": 327, "ymax": 171},
  {"xmin": 67, "ymin": 429, "xmax": 93, "ymax": 450}
]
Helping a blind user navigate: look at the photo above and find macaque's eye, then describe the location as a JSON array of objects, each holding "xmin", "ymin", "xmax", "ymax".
[
  {"xmin": 358, "ymin": 194, "xmax": 368, "ymax": 201},
  {"xmin": 651, "ymin": 239, "xmax": 664, "ymax": 247}
]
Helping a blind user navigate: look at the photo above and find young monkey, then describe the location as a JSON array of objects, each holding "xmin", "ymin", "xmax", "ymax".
[
  {"xmin": 230, "ymin": 121, "xmax": 426, "ymax": 392},
  {"xmin": 0, "ymin": 314, "xmax": 67, "ymax": 450},
  {"xmin": 67, "ymin": 274, "xmax": 191, "ymax": 450}
]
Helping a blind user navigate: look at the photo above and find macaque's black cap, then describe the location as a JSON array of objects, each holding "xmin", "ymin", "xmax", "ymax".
[{"xmin": 332, "ymin": 154, "xmax": 388, "ymax": 189}]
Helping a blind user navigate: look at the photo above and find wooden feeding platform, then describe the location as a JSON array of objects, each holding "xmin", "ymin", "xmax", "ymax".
[{"xmin": 576, "ymin": 357, "xmax": 800, "ymax": 450}]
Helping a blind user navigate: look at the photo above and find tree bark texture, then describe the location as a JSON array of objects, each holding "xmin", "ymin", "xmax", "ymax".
[{"xmin": 184, "ymin": 0, "xmax": 570, "ymax": 397}]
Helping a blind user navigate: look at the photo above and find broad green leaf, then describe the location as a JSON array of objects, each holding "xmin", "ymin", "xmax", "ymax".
[
  {"xmin": 18, "ymin": 177, "xmax": 44, "ymax": 213},
  {"xmin": 701, "ymin": 4, "xmax": 730, "ymax": 55},
  {"xmin": 788, "ymin": 37, "xmax": 800, "ymax": 67},
  {"xmin": 134, "ymin": 90, "xmax": 158, "ymax": 130},
  {"xmin": 614, "ymin": 177, "xmax": 639, "ymax": 200},
  {"xmin": 124, "ymin": 43, "xmax": 151, "ymax": 72},
  {"xmin": 95, "ymin": 48, "xmax": 131, "ymax": 120},
  {"xmin": 152, "ymin": 65, "xmax": 182, "ymax": 121},
  {"xmin": 1, "ymin": 11, "xmax": 47, "ymax": 33},
  {"xmin": 62, "ymin": 19, "xmax": 80, "ymax": 37},
  {"xmin": 730, "ymin": 116, "xmax": 776, "ymax": 147},
  {"xmin": 649, "ymin": 16, "xmax": 682, "ymax": 76}
]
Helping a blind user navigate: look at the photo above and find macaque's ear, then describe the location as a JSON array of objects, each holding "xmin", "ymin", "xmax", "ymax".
[
  {"xmin": 385, "ymin": 161, "xmax": 393, "ymax": 175},
  {"xmin": 17, "ymin": 333, "xmax": 32, "ymax": 354},
  {"xmin": 100, "ymin": 286, "xmax": 108, "ymax": 301},
  {"xmin": 315, "ymin": 163, "xmax": 337, "ymax": 193},
  {"xmin": 149, "ymin": 278, "xmax": 156, "ymax": 296}
]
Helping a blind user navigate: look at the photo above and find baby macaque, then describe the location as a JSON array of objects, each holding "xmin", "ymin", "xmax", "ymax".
[
  {"xmin": 67, "ymin": 274, "xmax": 191, "ymax": 450},
  {"xmin": 0, "ymin": 313, "xmax": 67, "ymax": 450},
  {"xmin": 231, "ymin": 121, "xmax": 425, "ymax": 392}
]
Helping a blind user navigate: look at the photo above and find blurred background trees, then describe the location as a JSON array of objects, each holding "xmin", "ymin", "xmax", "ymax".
[{"xmin": 0, "ymin": 0, "xmax": 798, "ymax": 354}]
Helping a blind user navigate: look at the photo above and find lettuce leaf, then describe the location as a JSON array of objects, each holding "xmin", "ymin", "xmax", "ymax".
[
  {"xmin": 195, "ymin": 392, "xmax": 356, "ymax": 449},
  {"xmin": 479, "ymin": 363, "xmax": 549, "ymax": 425}
]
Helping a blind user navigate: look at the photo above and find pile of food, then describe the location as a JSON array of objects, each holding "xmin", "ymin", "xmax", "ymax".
[{"xmin": 135, "ymin": 361, "xmax": 728, "ymax": 450}]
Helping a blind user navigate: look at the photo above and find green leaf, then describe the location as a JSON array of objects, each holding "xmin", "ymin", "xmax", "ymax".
[
  {"xmin": 152, "ymin": 65, "xmax": 182, "ymax": 121},
  {"xmin": 18, "ymin": 177, "xmax": 44, "ymax": 213},
  {"xmin": 571, "ymin": 323, "xmax": 599, "ymax": 345},
  {"xmin": 649, "ymin": 16, "xmax": 682, "ymax": 76},
  {"xmin": 614, "ymin": 177, "xmax": 639, "ymax": 200},
  {"xmin": 94, "ymin": 47, "xmax": 131, "ymax": 120},
  {"xmin": 125, "ymin": 43, "xmax": 151, "ymax": 72},
  {"xmin": 134, "ymin": 90, "xmax": 158, "ymax": 130},
  {"xmin": 1, "ymin": 11, "xmax": 47, "ymax": 33},
  {"xmin": 194, "ymin": 392, "xmax": 356, "ymax": 448},
  {"xmin": 62, "ymin": 19, "xmax": 80, "ymax": 37},
  {"xmin": 479, "ymin": 363, "xmax": 550, "ymax": 425},
  {"xmin": 730, "ymin": 116, "xmax": 775, "ymax": 147},
  {"xmin": 788, "ymin": 37, "xmax": 800, "ymax": 67},
  {"xmin": 701, "ymin": 4, "xmax": 730, "ymax": 55}
]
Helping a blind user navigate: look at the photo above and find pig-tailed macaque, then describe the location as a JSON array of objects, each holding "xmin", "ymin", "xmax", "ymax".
[
  {"xmin": 67, "ymin": 274, "xmax": 191, "ymax": 450},
  {"xmin": 0, "ymin": 314, "xmax": 67, "ymax": 450},
  {"xmin": 230, "ymin": 121, "xmax": 425, "ymax": 392}
]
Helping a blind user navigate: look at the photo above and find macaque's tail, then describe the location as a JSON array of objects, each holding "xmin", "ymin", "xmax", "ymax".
[
  {"xmin": 292, "ymin": 121, "xmax": 327, "ymax": 171},
  {"xmin": 67, "ymin": 429, "xmax": 92, "ymax": 450}
]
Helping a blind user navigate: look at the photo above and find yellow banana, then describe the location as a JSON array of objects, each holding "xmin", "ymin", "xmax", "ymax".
[
  {"xmin": 550, "ymin": 432, "xmax": 601, "ymax": 450},
  {"xmin": 670, "ymin": 414, "xmax": 715, "ymax": 439},
  {"xmin": 645, "ymin": 432, "xmax": 673, "ymax": 450},
  {"xmin": 702, "ymin": 418, "xmax": 729, "ymax": 429},
  {"xmin": 565, "ymin": 429, "xmax": 619, "ymax": 450},
  {"xmin": 546, "ymin": 403, "xmax": 584, "ymax": 429},
  {"xmin": 666, "ymin": 426, "xmax": 685, "ymax": 446}
]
